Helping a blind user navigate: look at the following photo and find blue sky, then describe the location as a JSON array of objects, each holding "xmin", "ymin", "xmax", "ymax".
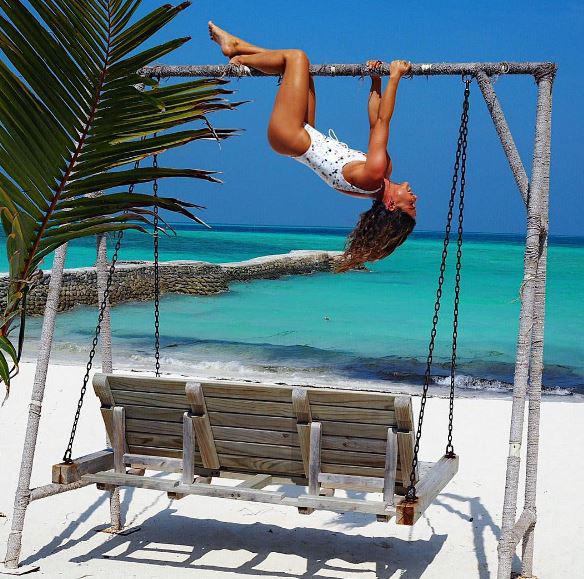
[{"xmin": 145, "ymin": 0, "xmax": 581, "ymax": 235}]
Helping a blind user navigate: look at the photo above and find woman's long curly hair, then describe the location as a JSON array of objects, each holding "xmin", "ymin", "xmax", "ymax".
[{"xmin": 336, "ymin": 200, "xmax": 416, "ymax": 272}]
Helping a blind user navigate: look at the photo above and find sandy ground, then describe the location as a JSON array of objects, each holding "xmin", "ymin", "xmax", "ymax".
[{"xmin": 1, "ymin": 362, "xmax": 583, "ymax": 578}]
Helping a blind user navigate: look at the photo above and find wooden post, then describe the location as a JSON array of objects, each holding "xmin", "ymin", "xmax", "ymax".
[
  {"xmin": 3, "ymin": 244, "xmax": 68, "ymax": 571},
  {"xmin": 520, "ymin": 72, "xmax": 553, "ymax": 579},
  {"xmin": 182, "ymin": 412, "xmax": 196, "ymax": 484},
  {"xmin": 112, "ymin": 407, "xmax": 126, "ymax": 474},
  {"xmin": 497, "ymin": 69, "xmax": 555, "ymax": 579},
  {"xmin": 96, "ymin": 233, "xmax": 123, "ymax": 531},
  {"xmin": 292, "ymin": 387, "xmax": 312, "ymax": 478},
  {"xmin": 185, "ymin": 382, "xmax": 220, "ymax": 469}
]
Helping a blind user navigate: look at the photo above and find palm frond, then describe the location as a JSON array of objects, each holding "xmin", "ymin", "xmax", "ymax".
[{"xmin": 0, "ymin": 0, "xmax": 242, "ymax": 390}]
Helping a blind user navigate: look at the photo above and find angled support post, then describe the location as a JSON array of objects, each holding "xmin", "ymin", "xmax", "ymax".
[
  {"xmin": 96, "ymin": 233, "xmax": 123, "ymax": 531},
  {"xmin": 497, "ymin": 67, "xmax": 555, "ymax": 579},
  {"xmin": 3, "ymin": 244, "xmax": 68, "ymax": 572},
  {"xmin": 476, "ymin": 71, "xmax": 530, "ymax": 204}
]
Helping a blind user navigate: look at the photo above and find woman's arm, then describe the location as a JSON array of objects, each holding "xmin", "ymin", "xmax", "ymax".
[
  {"xmin": 363, "ymin": 60, "xmax": 410, "ymax": 178},
  {"xmin": 366, "ymin": 60, "xmax": 383, "ymax": 129}
]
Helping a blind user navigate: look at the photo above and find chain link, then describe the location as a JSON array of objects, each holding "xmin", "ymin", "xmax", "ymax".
[
  {"xmin": 152, "ymin": 145, "xmax": 161, "ymax": 377},
  {"xmin": 446, "ymin": 80, "xmax": 470, "ymax": 457},
  {"xmin": 62, "ymin": 170, "xmax": 139, "ymax": 463},
  {"xmin": 405, "ymin": 79, "xmax": 471, "ymax": 501}
]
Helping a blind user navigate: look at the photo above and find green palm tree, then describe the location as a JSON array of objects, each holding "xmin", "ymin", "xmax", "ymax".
[{"xmin": 0, "ymin": 1, "xmax": 240, "ymax": 390}]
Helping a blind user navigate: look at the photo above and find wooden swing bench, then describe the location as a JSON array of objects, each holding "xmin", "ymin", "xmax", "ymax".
[{"xmin": 53, "ymin": 373, "xmax": 458, "ymax": 526}]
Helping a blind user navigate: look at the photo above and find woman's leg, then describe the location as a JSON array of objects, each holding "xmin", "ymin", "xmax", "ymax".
[
  {"xmin": 209, "ymin": 24, "xmax": 312, "ymax": 156},
  {"xmin": 306, "ymin": 75, "xmax": 316, "ymax": 127},
  {"xmin": 231, "ymin": 50, "xmax": 311, "ymax": 156}
]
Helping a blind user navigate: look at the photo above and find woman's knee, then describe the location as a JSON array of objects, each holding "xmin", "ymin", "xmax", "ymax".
[
  {"xmin": 268, "ymin": 127, "xmax": 309, "ymax": 156},
  {"xmin": 284, "ymin": 49, "xmax": 309, "ymax": 66}
]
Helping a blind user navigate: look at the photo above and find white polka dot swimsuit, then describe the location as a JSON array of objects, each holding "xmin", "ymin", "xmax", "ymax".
[{"xmin": 292, "ymin": 124, "xmax": 380, "ymax": 196}]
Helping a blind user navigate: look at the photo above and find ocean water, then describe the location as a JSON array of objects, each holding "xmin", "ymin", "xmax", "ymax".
[{"xmin": 6, "ymin": 225, "xmax": 584, "ymax": 398}]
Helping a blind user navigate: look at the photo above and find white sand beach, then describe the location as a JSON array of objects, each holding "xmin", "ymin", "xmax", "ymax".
[{"xmin": 1, "ymin": 362, "xmax": 583, "ymax": 578}]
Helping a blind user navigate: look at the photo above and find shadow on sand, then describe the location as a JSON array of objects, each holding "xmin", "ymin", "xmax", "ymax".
[
  {"xmin": 20, "ymin": 487, "xmax": 521, "ymax": 578},
  {"xmin": 71, "ymin": 505, "xmax": 446, "ymax": 578}
]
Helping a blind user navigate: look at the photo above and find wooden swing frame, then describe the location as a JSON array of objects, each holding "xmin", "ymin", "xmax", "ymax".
[{"xmin": 3, "ymin": 61, "xmax": 556, "ymax": 579}]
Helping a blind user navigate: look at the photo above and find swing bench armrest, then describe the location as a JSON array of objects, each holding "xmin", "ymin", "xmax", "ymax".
[
  {"xmin": 396, "ymin": 454, "xmax": 459, "ymax": 525},
  {"xmin": 52, "ymin": 449, "xmax": 114, "ymax": 485}
]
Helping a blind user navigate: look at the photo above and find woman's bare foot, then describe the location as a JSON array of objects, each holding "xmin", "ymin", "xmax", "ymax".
[{"xmin": 208, "ymin": 21, "xmax": 240, "ymax": 58}]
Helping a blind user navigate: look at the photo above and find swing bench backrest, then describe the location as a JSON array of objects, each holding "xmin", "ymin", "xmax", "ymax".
[{"xmin": 93, "ymin": 373, "xmax": 417, "ymax": 493}]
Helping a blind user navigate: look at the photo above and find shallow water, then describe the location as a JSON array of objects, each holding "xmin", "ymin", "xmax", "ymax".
[{"xmin": 12, "ymin": 225, "xmax": 583, "ymax": 398}]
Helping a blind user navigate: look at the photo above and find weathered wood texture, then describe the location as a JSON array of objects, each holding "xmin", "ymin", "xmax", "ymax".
[
  {"xmin": 396, "ymin": 455, "xmax": 459, "ymax": 525},
  {"xmin": 141, "ymin": 62, "xmax": 556, "ymax": 79},
  {"xmin": 52, "ymin": 450, "xmax": 114, "ymax": 484},
  {"xmin": 83, "ymin": 471, "xmax": 395, "ymax": 518},
  {"xmin": 94, "ymin": 373, "xmax": 412, "ymax": 486}
]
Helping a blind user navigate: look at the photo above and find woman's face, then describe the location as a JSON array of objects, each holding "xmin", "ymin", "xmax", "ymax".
[{"xmin": 386, "ymin": 181, "xmax": 417, "ymax": 219}]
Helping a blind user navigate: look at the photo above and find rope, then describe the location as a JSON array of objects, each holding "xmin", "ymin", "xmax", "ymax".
[{"xmin": 405, "ymin": 78, "xmax": 471, "ymax": 501}]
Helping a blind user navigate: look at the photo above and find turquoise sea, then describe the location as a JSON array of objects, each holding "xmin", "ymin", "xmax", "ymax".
[{"xmin": 5, "ymin": 225, "xmax": 584, "ymax": 397}]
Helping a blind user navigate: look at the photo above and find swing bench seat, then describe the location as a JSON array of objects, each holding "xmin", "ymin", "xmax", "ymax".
[{"xmin": 53, "ymin": 373, "xmax": 458, "ymax": 526}]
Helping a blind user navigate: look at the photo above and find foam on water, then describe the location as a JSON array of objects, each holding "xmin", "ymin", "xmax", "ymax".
[{"xmin": 15, "ymin": 225, "xmax": 584, "ymax": 398}]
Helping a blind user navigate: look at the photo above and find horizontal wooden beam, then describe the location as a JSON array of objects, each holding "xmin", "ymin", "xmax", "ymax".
[
  {"xmin": 83, "ymin": 470, "xmax": 396, "ymax": 517},
  {"xmin": 141, "ymin": 62, "xmax": 556, "ymax": 79},
  {"xmin": 52, "ymin": 449, "xmax": 114, "ymax": 484},
  {"xmin": 396, "ymin": 455, "xmax": 459, "ymax": 526}
]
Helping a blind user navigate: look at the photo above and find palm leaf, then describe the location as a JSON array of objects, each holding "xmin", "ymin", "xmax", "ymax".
[{"xmin": 0, "ymin": 0, "xmax": 242, "ymax": 392}]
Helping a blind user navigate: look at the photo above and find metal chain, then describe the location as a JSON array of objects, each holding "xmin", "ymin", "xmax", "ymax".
[
  {"xmin": 152, "ymin": 146, "xmax": 161, "ymax": 377},
  {"xmin": 405, "ymin": 78, "xmax": 471, "ymax": 501},
  {"xmin": 446, "ymin": 80, "xmax": 470, "ymax": 457},
  {"xmin": 62, "ymin": 170, "xmax": 139, "ymax": 463}
]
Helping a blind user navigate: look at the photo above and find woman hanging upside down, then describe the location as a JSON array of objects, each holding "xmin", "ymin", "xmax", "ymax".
[{"xmin": 209, "ymin": 22, "xmax": 417, "ymax": 272}]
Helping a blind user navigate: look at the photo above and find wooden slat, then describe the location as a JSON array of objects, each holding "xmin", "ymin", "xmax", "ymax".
[
  {"xmin": 318, "ymin": 472, "xmax": 384, "ymax": 492},
  {"xmin": 206, "ymin": 397, "xmax": 294, "ymax": 418},
  {"xmin": 208, "ymin": 412, "xmax": 297, "ymax": 432},
  {"xmin": 314, "ymin": 405, "xmax": 395, "ymax": 425},
  {"xmin": 218, "ymin": 440, "xmax": 386, "ymax": 468},
  {"xmin": 107, "ymin": 374, "xmax": 294, "ymax": 401},
  {"xmin": 105, "ymin": 374, "xmax": 397, "ymax": 409},
  {"xmin": 296, "ymin": 424, "xmax": 311, "ymax": 477},
  {"xmin": 297, "ymin": 495, "xmax": 394, "ymax": 516},
  {"xmin": 113, "ymin": 407, "xmax": 126, "ymax": 473},
  {"xmin": 307, "ymin": 390, "xmax": 395, "ymax": 410},
  {"xmin": 124, "ymin": 454, "xmax": 183, "ymax": 473},
  {"xmin": 126, "ymin": 418, "xmax": 181, "ymax": 435},
  {"xmin": 394, "ymin": 396, "xmax": 414, "ymax": 430},
  {"xmin": 397, "ymin": 431, "xmax": 416, "ymax": 486},
  {"xmin": 100, "ymin": 408, "xmax": 115, "ymax": 446},
  {"xmin": 182, "ymin": 412, "xmax": 195, "ymax": 484},
  {"xmin": 383, "ymin": 429, "xmax": 398, "ymax": 507},
  {"xmin": 236, "ymin": 474, "xmax": 272, "ymax": 489},
  {"xmin": 114, "ymin": 390, "xmax": 395, "ymax": 425},
  {"xmin": 125, "ymin": 446, "xmax": 395, "ymax": 479},
  {"xmin": 125, "ymin": 434, "xmax": 387, "ymax": 469},
  {"xmin": 125, "ymin": 415, "xmax": 395, "ymax": 446},
  {"xmin": 124, "ymin": 405, "xmax": 186, "ymax": 423},
  {"xmin": 113, "ymin": 390, "xmax": 190, "ymax": 410},
  {"xmin": 292, "ymin": 387, "xmax": 311, "ymax": 423},
  {"xmin": 193, "ymin": 415, "xmax": 220, "ymax": 469},
  {"xmin": 186, "ymin": 383, "xmax": 220, "ymax": 469},
  {"xmin": 309, "ymin": 422, "xmax": 322, "ymax": 496},
  {"xmin": 52, "ymin": 450, "xmax": 114, "ymax": 485},
  {"xmin": 213, "ymin": 426, "xmax": 297, "ymax": 446},
  {"xmin": 93, "ymin": 374, "xmax": 114, "ymax": 407},
  {"xmin": 396, "ymin": 455, "xmax": 459, "ymax": 526}
]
